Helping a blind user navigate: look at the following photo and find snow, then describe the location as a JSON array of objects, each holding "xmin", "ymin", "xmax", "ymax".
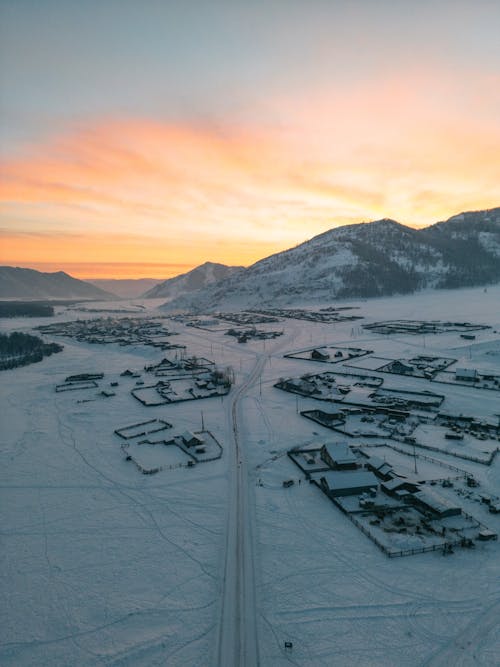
[{"xmin": 1, "ymin": 284, "xmax": 500, "ymax": 665}]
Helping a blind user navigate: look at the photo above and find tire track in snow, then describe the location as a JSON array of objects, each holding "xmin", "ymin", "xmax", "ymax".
[{"xmin": 216, "ymin": 353, "xmax": 266, "ymax": 666}]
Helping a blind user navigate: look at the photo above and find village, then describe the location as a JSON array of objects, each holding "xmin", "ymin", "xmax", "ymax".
[
  {"xmin": 287, "ymin": 439, "xmax": 497, "ymax": 557},
  {"xmin": 362, "ymin": 319, "xmax": 492, "ymax": 336},
  {"xmin": 43, "ymin": 319, "xmax": 236, "ymax": 477},
  {"xmin": 27, "ymin": 306, "xmax": 500, "ymax": 558},
  {"xmin": 56, "ymin": 356, "xmax": 230, "ymax": 469},
  {"xmin": 3, "ymin": 292, "xmax": 500, "ymax": 667},
  {"xmin": 271, "ymin": 317, "xmax": 500, "ymax": 557},
  {"xmin": 36, "ymin": 315, "xmax": 185, "ymax": 351}
]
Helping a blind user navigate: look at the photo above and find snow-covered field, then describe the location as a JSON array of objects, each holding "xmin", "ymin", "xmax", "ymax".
[{"xmin": 1, "ymin": 285, "xmax": 500, "ymax": 666}]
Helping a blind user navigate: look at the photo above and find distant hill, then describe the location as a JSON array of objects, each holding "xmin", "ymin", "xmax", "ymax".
[
  {"xmin": 88, "ymin": 278, "xmax": 163, "ymax": 299},
  {"xmin": 142, "ymin": 262, "xmax": 243, "ymax": 299},
  {"xmin": 162, "ymin": 207, "xmax": 500, "ymax": 311},
  {"xmin": 0, "ymin": 267, "xmax": 115, "ymax": 300}
]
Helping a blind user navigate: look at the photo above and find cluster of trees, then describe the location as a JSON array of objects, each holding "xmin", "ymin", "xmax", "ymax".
[
  {"xmin": 336, "ymin": 240, "xmax": 421, "ymax": 298},
  {"xmin": 0, "ymin": 331, "xmax": 63, "ymax": 370},
  {"xmin": 212, "ymin": 366, "xmax": 234, "ymax": 388},
  {"xmin": 0, "ymin": 302, "xmax": 55, "ymax": 318}
]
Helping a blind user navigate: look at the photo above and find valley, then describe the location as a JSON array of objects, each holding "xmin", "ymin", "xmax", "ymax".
[{"xmin": 1, "ymin": 285, "xmax": 500, "ymax": 665}]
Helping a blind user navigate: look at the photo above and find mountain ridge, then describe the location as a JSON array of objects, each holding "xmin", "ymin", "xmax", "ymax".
[
  {"xmin": 0, "ymin": 266, "xmax": 116, "ymax": 300},
  {"xmin": 162, "ymin": 207, "xmax": 500, "ymax": 311},
  {"xmin": 142, "ymin": 261, "xmax": 243, "ymax": 299}
]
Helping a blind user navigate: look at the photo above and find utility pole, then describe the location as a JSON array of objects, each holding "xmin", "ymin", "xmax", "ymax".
[
  {"xmin": 201, "ymin": 410, "xmax": 205, "ymax": 430},
  {"xmin": 413, "ymin": 443, "xmax": 418, "ymax": 475}
]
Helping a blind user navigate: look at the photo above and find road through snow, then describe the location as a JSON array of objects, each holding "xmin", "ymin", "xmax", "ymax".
[{"xmin": 216, "ymin": 353, "xmax": 266, "ymax": 667}]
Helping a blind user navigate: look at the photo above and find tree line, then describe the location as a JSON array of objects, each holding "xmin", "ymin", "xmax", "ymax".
[{"xmin": 0, "ymin": 331, "xmax": 63, "ymax": 370}]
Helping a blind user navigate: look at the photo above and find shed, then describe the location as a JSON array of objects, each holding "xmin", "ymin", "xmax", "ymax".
[
  {"xmin": 477, "ymin": 529, "xmax": 498, "ymax": 541},
  {"xmin": 100, "ymin": 390, "xmax": 115, "ymax": 398}
]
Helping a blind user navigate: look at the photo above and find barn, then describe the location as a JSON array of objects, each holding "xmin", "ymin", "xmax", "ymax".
[
  {"xmin": 319, "ymin": 470, "xmax": 379, "ymax": 498},
  {"xmin": 409, "ymin": 488, "xmax": 461, "ymax": 518}
]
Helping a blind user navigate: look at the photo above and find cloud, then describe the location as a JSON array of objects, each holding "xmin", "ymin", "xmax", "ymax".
[{"xmin": 1, "ymin": 65, "xmax": 499, "ymax": 276}]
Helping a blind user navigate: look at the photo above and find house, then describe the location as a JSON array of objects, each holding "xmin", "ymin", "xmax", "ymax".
[
  {"xmin": 364, "ymin": 455, "xmax": 394, "ymax": 481},
  {"xmin": 320, "ymin": 470, "xmax": 379, "ymax": 498},
  {"xmin": 311, "ymin": 349, "xmax": 330, "ymax": 361},
  {"xmin": 477, "ymin": 529, "xmax": 498, "ymax": 541},
  {"xmin": 455, "ymin": 368, "xmax": 477, "ymax": 382},
  {"xmin": 445, "ymin": 432, "xmax": 463, "ymax": 440},
  {"xmin": 181, "ymin": 430, "xmax": 204, "ymax": 447},
  {"xmin": 100, "ymin": 390, "xmax": 115, "ymax": 398},
  {"xmin": 391, "ymin": 360, "xmax": 414, "ymax": 374},
  {"xmin": 299, "ymin": 378, "xmax": 319, "ymax": 394},
  {"xmin": 381, "ymin": 478, "xmax": 419, "ymax": 499},
  {"xmin": 409, "ymin": 488, "xmax": 461, "ymax": 518},
  {"xmin": 320, "ymin": 443, "xmax": 359, "ymax": 470}
]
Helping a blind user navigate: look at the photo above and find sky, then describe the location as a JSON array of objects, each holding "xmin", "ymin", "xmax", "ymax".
[{"xmin": 1, "ymin": 0, "xmax": 500, "ymax": 279}]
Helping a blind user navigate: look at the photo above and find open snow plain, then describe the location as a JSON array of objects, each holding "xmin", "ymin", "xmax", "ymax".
[{"xmin": 1, "ymin": 286, "xmax": 500, "ymax": 666}]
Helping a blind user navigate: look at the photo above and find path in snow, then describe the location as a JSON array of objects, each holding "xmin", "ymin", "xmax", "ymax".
[{"xmin": 216, "ymin": 352, "xmax": 266, "ymax": 666}]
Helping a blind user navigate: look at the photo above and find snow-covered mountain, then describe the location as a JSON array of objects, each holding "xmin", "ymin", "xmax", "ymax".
[
  {"xmin": 0, "ymin": 267, "xmax": 116, "ymax": 300},
  {"xmin": 163, "ymin": 207, "xmax": 500, "ymax": 311},
  {"xmin": 142, "ymin": 262, "xmax": 243, "ymax": 299},
  {"xmin": 88, "ymin": 278, "xmax": 163, "ymax": 299}
]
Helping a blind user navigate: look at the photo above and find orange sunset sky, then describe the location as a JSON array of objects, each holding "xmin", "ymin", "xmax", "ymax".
[{"xmin": 1, "ymin": 1, "xmax": 500, "ymax": 279}]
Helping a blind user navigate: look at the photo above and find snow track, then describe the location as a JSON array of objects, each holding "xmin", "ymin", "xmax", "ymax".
[{"xmin": 216, "ymin": 354, "xmax": 266, "ymax": 667}]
